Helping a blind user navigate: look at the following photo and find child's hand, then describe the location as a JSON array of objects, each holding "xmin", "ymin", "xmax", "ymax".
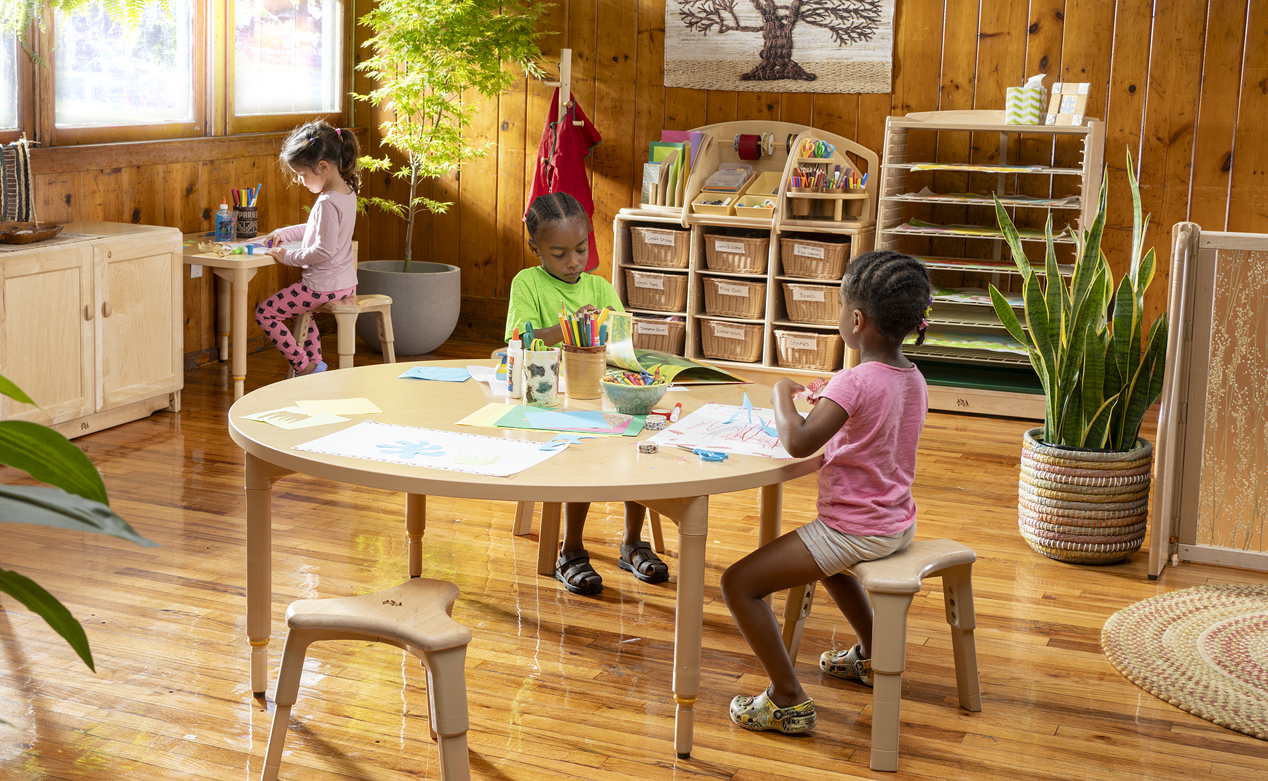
[
  {"xmin": 575, "ymin": 304, "xmax": 601, "ymax": 317},
  {"xmin": 265, "ymin": 247, "xmax": 287, "ymax": 262},
  {"xmin": 772, "ymin": 378, "xmax": 805, "ymax": 404},
  {"xmin": 257, "ymin": 230, "xmax": 280, "ymax": 248}
]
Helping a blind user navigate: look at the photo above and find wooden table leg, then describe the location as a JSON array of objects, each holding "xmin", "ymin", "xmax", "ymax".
[
  {"xmin": 215, "ymin": 274, "xmax": 231, "ymax": 361},
  {"xmin": 536, "ymin": 502, "xmax": 562, "ymax": 576},
  {"xmin": 245, "ymin": 452, "xmax": 293, "ymax": 697},
  {"xmin": 407, "ymin": 494, "xmax": 426, "ymax": 578},
  {"xmin": 229, "ymin": 267, "xmax": 256, "ymax": 400},
  {"xmin": 758, "ymin": 483, "xmax": 782, "ymax": 608},
  {"xmin": 643, "ymin": 495, "xmax": 709, "ymax": 759}
]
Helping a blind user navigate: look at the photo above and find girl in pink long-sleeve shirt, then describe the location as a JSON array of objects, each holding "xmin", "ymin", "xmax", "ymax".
[{"xmin": 255, "ymin": 120, "xmax": 361, "ymax": 375}]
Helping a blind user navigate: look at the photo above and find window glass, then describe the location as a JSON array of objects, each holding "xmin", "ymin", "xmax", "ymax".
[
  {"xmin": 54, "ymin": 1, "xmax": 195, "ymax": 127},
  {"xmin": 235, "ymin": 0, "xmax": 341, "ymax": 116},
  {"xmin": 0, "ymin": 35, "xmax": 17, "ymax": 130}
]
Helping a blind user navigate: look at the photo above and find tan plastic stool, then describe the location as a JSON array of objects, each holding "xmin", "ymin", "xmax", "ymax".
[
  {"xmin": 288, "ymin": 294, "xmax": 396, "ymax": 375},
  {"xmin": 781, "ymin": 538, "xmax": 981, "ymax": 772},
  {"xmin": 260, "ymin": 578, "xmax": 473, "ymax": 781}
]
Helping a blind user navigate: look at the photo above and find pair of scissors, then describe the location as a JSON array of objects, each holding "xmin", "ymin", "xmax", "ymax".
[{"xmin": 678, "ymin": 445, "xmax": 728, "ymax": 462}]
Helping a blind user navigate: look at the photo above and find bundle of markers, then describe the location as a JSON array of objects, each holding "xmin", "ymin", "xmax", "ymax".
[
  {"xmin": 791, "ymin": 166, "xmax": 868, "ymax": 190},
  {"xmin": 604, "ymin": 369, "xmax": 664, "ymax": 386},
  {"xmin": 232, "ymin": 183, "xmax": 263, "ymax": 208},
  {"xmin": 558, "ymin": 306, "xmax": 611, "ymax": 347}
]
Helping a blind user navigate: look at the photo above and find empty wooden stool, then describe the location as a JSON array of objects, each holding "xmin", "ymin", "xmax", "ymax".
[
  {"xmin": 781, "ymin": 538, "xmax": 981, "ymax": 772},
  {"xmin": 288, "ymin": 293, "xmax": 396, "ymax": 376},
  {"xmin": 261, "ymin": 578, "xmax": 473, "ymax": 781}
]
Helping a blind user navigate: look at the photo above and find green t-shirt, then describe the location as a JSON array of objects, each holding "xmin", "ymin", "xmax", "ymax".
[{"xmin": 504, "ymin": 266, "xmax": 624, "ymax": 345}]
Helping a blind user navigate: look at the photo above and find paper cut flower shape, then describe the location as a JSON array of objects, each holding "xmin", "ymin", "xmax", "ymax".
[{"xmin": 378, "ymin": 440, "xmax": 446, "ymax": 459}]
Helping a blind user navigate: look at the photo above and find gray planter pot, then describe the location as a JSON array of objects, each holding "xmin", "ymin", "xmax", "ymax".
[{"xmin": 355, "ymin": 260, "xmax": 461, "ymax": 357}]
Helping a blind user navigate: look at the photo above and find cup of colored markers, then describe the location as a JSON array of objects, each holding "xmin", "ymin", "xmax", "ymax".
[
  {"xmin": 522, "ymin": 344, "xmax": 560, "ymax": 407},
  {"xmin": 558, "ymin": 306, "xmax": 610, "ymax": 400},
  {"xmin": 232, "ymin": 184, "xmax": 263, "ymax": 239}
]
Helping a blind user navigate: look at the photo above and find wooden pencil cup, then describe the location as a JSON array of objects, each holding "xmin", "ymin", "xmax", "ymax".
[
  {"xmin": 845, "ymin": 190, "xmax": 866, "ymax": 218},
  {"xmin": 234, "ymin": 206, "xmax": 257, "ymax": 239},
  {"xmin": 522, "ymin": 348, "xmax": 560, "ymax": 407},
  {"xmin": 790, "ymin": 187, "xmax": 813, "ymax": 217},
  {"xmin": 562, "ymin": 344, "xmax": 605, "ymax": 399}
]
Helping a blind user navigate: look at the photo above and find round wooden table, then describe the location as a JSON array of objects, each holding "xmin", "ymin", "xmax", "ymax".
[{"xmin": 228, "ymin": 359, "xmax": 821, "ymax": 757}]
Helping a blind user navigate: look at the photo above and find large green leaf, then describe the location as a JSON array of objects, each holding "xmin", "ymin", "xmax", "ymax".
[
  {"xmin": 1058, "ymin": 380, "xmax": 1083, "ymax": 446},
  {"xmin": 0, "ymin": 568, "xmax": 93, "ymax": 671},
  {"xmin": 1081, "ymin": 325, "xmax": 1105, "ymax": 428},
  {"xmin": 1025, "ymin": 269, "xmax": 1054, "ymax": 378},
  {"xmin": 1118, "ymin": 316, "xmax": 1170, "ymax": 448},
  {"xmin": 993, "ymin": 195, "xmax": 1033, "ymax": 277},
  {"xmin": 0, "ymin": 485, "xmax": 156, "ymax": 547},
  {"xmin": 0, "ymin": 421, "xmax": 108, "ymax": 505},
  {"xmin": 1110, "ymin": 274, "xmax": 1138, "ymax": 386},
  {"xmin": 1043, "ymin": 216, "xmax": 1064, "ymax": 347},
  {"xmin": 0, "ymin": 375, "xmax": 35, "ymax": 406},
  {"xmin": 1082, "ymin": 396, "xmax": 1118, "ymax": 449},
  {"xmin": 989, "ymin": 285, "xmax": 1029, "ymax": 346},
  {"xmin": 1072, "ymin": 172, "xmax": 1109, "ymax": 305}
]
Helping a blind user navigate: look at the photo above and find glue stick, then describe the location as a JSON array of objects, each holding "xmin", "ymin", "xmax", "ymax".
[{"xmin": 506, "ymin": 341, "xmax": 522, "ymax": 398}]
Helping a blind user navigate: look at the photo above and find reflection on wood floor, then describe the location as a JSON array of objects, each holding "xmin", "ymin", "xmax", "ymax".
[{"xmin": 2, "ymin": 339, "xmax": 1267, "ymax": 781}]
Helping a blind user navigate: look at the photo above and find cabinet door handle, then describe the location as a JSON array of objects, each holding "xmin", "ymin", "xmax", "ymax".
[
  {"xmin": 102, "ymin": 301, "xmax": 113, "ymax": 318},
  {"xmin": 84, "ymin": 304, "xmax": 94, "ymax": 321}
]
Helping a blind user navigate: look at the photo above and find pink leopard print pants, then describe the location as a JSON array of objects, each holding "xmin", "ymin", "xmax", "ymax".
[{"xmin": 255, "ymin": 282, "xmax": 356, "ymax": 372}]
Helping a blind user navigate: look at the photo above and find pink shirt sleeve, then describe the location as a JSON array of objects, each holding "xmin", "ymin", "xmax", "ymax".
[
  {"xmin": 273, "ymin": 222, "xmax": 306, "ymax": 244},
  {"xmin": 278, "ymin": 200, "xmax": 337, "ymax": 267}
]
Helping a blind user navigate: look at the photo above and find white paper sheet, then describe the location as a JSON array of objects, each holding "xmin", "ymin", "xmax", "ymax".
[
  {"xmin": 646, "ymin": 402, "xmax": 791, "ymax": 459},
  {"xmin": 293, "ymin": 421, "xmax": 565, "ymax": 477}
]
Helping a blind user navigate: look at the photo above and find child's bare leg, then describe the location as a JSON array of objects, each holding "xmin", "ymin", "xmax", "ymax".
[
  {"xmin": 561, "ymin": 502, "xmax": 590, "ymax": 552},
  {"xmin": 821, "ymin": 572, "xmax": 873, "ymax": 657},
  {"xmin": 721, "ymin": 531, "xmax": 827, "ymax": 708},
  {"xmin": 620, "ymin": 501, "xmax": 646, "ymax": 546}
]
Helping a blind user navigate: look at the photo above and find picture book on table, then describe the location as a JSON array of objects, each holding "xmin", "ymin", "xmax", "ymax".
[{"xmin": 604, "ymin": 312, "xmax": 749, "ymax": 384}]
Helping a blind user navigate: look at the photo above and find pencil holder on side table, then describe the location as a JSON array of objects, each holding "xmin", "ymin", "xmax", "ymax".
[
  {"xmin": 235, "ymin": 206, "xmax": 258, "ymax": 239},
  {"xmin": 522, "ymin": 348, "xmax": 561, "ymax": 407}
]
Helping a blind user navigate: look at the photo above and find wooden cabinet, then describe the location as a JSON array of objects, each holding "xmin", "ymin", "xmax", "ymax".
[{"xmin": 0, "ymin": 222, "xmax": 183, "ymax": 438}]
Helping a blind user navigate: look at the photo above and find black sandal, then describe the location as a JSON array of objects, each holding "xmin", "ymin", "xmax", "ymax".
[
  {"xmin": 618, "ymin": 541, "xmax": 670, "ymax": 584},
  {"xmin": 555, "ymin": 549, "xmax": 603, "ymax": 595}
]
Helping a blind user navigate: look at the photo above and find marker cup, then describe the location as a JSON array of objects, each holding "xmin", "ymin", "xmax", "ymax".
[
  {"xmin": 522, "ymin": 347, "xmax": 561, "ymax": 407},
  {"xmin": 562, "ymin": 344, "xmax": 605, "ymax": 399}
]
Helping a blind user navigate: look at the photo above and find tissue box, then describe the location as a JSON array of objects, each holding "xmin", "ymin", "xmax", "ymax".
[{"xmin": 1005, "ymin": 86, "xmax": 1045, "ymax": 125}]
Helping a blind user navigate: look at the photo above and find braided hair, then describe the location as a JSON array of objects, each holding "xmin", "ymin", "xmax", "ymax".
[
  {"xmin": 279, "ymin": 120, "xmax": 362, "ymax": 193},
  {"xmin": 524, "ymin": 192, "xmax": 588, "ymax": 241},
  {"xmin": 842, "ymin": 250, "xmax": 933, "ymax": 346}
]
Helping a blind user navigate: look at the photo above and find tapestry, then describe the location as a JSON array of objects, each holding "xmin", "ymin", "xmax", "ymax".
[{"xmin": 664, "ymin": 0, "xmax": 896, "ymax": 94}]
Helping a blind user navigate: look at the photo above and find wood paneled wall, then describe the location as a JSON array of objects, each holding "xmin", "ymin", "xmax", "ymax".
[
  {"xmin": 357, "ymin": 0, "xmax": 1268, "ymax": 344},
  {"xmin": 24, "ymin": 0, "xmax": 1267, "ymax": 356}
]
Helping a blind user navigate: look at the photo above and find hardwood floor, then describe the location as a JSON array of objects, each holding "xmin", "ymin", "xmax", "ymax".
[{"xmin": 2, "ymin": 340, "xmax": 1266, "ymax": 780}]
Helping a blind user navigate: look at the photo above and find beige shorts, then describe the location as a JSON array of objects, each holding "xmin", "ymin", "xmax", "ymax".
[{"xmin": 795, "ymin": 517, "xmax": 916, "ymax": 576}]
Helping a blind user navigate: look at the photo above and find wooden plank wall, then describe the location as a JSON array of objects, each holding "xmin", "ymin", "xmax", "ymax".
[{"xmin": 24, "ymin": 0, "xmax": 1266, "ymax": 357}]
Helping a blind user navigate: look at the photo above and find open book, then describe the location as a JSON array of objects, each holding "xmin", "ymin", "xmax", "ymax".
[{"xmin": 604, "ymin": 312, "xmax": 749, "ymax": 384}]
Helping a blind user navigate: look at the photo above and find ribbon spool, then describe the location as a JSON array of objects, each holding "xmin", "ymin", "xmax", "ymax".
[
  {"xmin": 734, "ymin": 133, "xmax": 762, "ymax": 160},
  {"xmin": 762, "ymin": 133, "xmax": 776, "ymax": 157},
  {"xmin": 786, "ymin": 133, "xmax": 797, "ymax": 155}
]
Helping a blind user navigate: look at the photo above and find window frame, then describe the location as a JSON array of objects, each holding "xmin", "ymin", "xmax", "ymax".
[{"xmin": 0, "ymin": 35, "xmax": 34, "ymax": 144}]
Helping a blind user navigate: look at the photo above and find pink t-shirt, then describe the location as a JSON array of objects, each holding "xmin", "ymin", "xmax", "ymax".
[
  {"xmin": 815, "ymin": 361, "xmax": 928, "ymax": 536},
  {"xmin": 274, "ymin": 190, "xmax": 358, "ymax": 292}
]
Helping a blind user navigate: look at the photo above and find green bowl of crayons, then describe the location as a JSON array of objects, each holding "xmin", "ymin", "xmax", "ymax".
[{"xmin": 601, "ymin": 371, "xmax": 670, "ymax": 416}]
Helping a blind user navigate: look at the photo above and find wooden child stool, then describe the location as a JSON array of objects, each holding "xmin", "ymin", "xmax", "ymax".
[
  {"xmin": 288, "ymin": 294, "xmax": 396, "ymax": 376},
  {"xmin": 260, "ymin": 578, "xmax": 473, "ymax": 781},
  {"xmin": 781, "ymin": 538, "xmax": 981, "ymax": 772}
]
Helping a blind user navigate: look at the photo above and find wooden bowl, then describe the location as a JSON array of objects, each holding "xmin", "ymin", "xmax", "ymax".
[{"xmin": 0, "ymin": 222, "xmax": 64, "ymax": 244}]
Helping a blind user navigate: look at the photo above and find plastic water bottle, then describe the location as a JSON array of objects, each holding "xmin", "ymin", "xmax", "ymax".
[{"xmin": 214, "ymin": 201, "xmax": 235, "ymax": 242}]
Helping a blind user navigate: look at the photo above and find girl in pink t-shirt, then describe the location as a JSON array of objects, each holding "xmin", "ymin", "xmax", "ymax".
[
  {"xmin": 722, "ymin": 250, "xmax": 932, "ymax": 735},
  {"xmin": 255, "ymin": 120, "xmax": 361, "ymax": 376}
]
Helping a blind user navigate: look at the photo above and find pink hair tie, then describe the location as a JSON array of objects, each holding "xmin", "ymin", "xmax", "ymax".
[{"xmin": 335, "ymin": 128, "xmax": 342, "ymax": 138}]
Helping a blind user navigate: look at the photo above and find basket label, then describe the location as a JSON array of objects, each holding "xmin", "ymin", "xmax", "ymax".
[
  {"xmin": 713, "ymin": 323, "xmax": 746, "ymax": 340},
  {"xmin": 642, "ymin": 230, "xmax": 677, "ymax": 247},
  {"xmin": 637, "ymin": 322, "xmax": 671, "ymax": 336},
  {"xmin": 792, "ymin": 286, "xmax": 827, "ymax": 302},
  {"xmin": 785, "ymin": 334, "xmax": 819, "ymax": 351},
  {"xmin": 715, "ymin": 239, "xmax": 746, "ymax": 254},
  {"xmin": 633, "ymin": 273, "xmax": 664, "ymax": 290},
  {"xmin": 793, "ymin": 243, "xmax": 826, "ymax": 259},
  {"xmin": 718, "ymin": 282, "xmax": 750, "ymax": 297}
]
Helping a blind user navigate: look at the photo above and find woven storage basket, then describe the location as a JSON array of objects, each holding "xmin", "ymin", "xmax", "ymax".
[
  {"xmin": 624, "ymin": 269, "xmax": 688, "ymax": 312},
  {"xmin": 1016, "ymin": 428, "xmax": 1152, "ymax": 565},
  {"xmin": 632, "ymin": 317, "xmax": 686, "ymax": 355},
  {"xmin": 775, "ymin": 330, "xmax": 844, "ymax": 372},
  {"xmin": 780, "ymin": 236, "xmax": 849, "ymax": 279},
  {"xmin": 703, "ymin": 277, "xmax": 766, "ymax": 319},
  {"xmin": 701, "ymin": 320, "xmax": 763, "ymax": 363},
  {"xmin": 782, "ymin": 282, "xmax": 841, "ymax": 325},
  {"xmin": 704, "ymin": 233, "xmax": 769, "ymax": 274},
  {"xmin": 630, "ymin": 226, "xmax": 690, "ymax": 269}
]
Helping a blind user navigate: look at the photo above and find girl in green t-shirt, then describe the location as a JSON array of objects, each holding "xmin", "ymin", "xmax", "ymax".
[{"xmin": 504, "ymin": 193, "xmax": 668, "ymax": 595}]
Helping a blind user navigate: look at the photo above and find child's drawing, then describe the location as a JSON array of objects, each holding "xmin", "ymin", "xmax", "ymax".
[
  {"xmin": 295, "ymin": 421, "xmax": 566, "ymax": 477},
  {"xmin": 647, "ymin": 402, "xmax": 792, "ymax": 459}
]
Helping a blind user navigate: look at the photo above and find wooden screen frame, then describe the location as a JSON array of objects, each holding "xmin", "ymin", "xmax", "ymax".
[{"xmin": 0, "ymin": 31, "xmax": 34, "ymax": 144}]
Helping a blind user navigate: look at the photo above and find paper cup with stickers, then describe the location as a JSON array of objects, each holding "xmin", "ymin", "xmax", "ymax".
[{"xmin": 522, "ymin": 347, "xmax": 561, "ymax": 407}]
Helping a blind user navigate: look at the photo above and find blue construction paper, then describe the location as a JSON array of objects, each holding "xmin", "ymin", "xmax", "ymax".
[{"xmin": 399, "ymin": 367, "xmax": 471, "ymax": 382}]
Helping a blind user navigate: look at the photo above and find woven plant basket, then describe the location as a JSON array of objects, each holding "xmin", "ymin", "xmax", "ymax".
[
  {"xmin": 774, "ymin": 330, "xmax": 844, "ymax": 372},
  {"xmin": 624, "ymin": 269, "xmax": 689, "ymax": 312},
  {"xmin": 703, "ymin": 277, "xmax": 766, "ymax": 319},
  {"xmin": 782, "ymin": 282, "xmax": 841, "ymax": 324},
  {"xmin": 632, "ymin": 317, "xmax": 686, "ymax": 355},
  {"xmin": 779, "ymin": 236, "xmax": 850, "ymax": 279},
  {"xmin": 700, "ymin": 320, "xmax": 763, "ymax": 363},
  {"xmin": 630, "ymin": 227, "xmax": 690, "ymax": 269},
  {"xmin": 1017, "ymin": 428, "xmax": 1152, "ymax": 565},
  {"xmin": 704, "ymin": 233, "xmax": 769, "ymax": 274}
]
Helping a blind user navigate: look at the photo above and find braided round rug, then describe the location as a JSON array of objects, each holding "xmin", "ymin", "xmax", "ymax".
[{"xmin": 1101, "ymin": 584, "xmax": 1268, "ymax": 740}]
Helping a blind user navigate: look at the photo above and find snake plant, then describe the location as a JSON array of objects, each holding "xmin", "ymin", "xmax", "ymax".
[{"xmin": 989, "ymin": 152, "xmax": 1167, "ymax": 451}]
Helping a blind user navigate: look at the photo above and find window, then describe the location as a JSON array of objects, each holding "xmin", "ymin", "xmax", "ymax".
[
  {"xmin": 1, "ymin": 35, "xmax": 17, "ymax": 130},
  {"xmin": 233, "ymin": 0, "xmax": 342, "ymax": 123}
]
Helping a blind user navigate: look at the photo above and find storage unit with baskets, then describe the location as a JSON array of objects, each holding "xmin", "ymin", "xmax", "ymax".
[
  {"xmin": 875, "ymin": 109, "xmax": 1104, "ymax": 418},
  {"xmin": 612, "ymin": 120, "xmax": 878, "ymax": 378}
]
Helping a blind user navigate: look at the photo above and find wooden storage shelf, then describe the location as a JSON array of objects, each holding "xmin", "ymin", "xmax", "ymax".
[
  {"xmin": 613, "ymin": 119, "xmax": 880, "ymax": 380},
  {"xmin": 878, "ymin": 109, "xmax": 1105, "ymax": 419}
]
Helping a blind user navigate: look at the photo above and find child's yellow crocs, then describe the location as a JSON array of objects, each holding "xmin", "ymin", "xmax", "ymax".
[{"xmin": 729, "ymin": 689, "xmax": 816, "ymax": 733}]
